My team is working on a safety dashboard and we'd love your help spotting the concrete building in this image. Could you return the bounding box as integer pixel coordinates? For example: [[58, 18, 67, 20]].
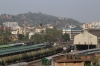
[[82, 23, 92, 29], [74, 29, 100, 50], [82, 22, 100, 29], [62, 28, 83, 40]]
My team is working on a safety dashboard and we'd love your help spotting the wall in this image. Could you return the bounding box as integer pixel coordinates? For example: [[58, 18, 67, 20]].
[[74, 30, 97, 45], [57, 62, 83, 66]]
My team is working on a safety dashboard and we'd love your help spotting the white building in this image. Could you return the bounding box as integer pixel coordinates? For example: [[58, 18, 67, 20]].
[[74, 29, 100, 50], [3, 22, 18, 28], [34, 28, 46, 34], [82, 22, 100, 29], [29, 32, 35, 39]]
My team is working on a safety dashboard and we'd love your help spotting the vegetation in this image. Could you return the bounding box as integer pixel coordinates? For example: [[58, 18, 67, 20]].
[[31, 28, 70, 44], [91, 55, 100, 66], [17, 34, 24, 40], [0, 27, 70, 45], [84, 62, 91, 66], [62, 33, 70, 42], [0, 30, 12, 45]]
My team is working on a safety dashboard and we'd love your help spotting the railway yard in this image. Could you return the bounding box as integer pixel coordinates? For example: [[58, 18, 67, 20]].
[[0, 42, 99, 66], [0, 42, 69, 66]]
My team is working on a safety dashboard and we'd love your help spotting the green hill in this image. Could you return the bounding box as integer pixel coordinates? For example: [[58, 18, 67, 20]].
[[0, 12, 82, 28]]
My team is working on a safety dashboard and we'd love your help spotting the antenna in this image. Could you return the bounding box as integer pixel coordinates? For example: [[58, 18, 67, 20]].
[[38, 5, 39, 13]]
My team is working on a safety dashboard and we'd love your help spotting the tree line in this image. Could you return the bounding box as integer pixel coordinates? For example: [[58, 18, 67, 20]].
[[0, 28, 70, 45]]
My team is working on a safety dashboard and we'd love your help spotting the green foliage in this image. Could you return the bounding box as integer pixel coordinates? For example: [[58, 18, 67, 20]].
[[62, 33, 70, 42], [22, 33, 29, 41], [84, 62, 91, 66], [31, 28, 63, 44], [17, 34, 24, 40], [0, 30, 12, 45], [31, 34, 43, 44]]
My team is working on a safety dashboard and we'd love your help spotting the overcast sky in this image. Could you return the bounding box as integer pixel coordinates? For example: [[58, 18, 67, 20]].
[[0, 0, 100, 23]]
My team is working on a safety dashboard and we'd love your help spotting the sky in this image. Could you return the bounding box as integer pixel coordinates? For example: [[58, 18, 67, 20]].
[[0, 0, 100, 23]]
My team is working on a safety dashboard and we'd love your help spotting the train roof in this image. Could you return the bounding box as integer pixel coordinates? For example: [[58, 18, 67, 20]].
[[0, 44, 45, 56], [0, 44, 13, 48], [0, 43, 24, 49]]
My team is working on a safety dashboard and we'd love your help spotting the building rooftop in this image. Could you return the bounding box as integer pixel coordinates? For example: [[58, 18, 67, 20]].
[[87, 29, 100, 37], [56, 59, 91, 63], [62, 28, 83, 30]]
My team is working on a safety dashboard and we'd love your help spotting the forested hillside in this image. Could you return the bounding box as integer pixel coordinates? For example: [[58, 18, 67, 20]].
[[0, 12, 82, 28]]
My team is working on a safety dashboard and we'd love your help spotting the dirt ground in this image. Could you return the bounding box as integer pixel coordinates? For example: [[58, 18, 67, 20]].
[[27, 59, 42, 66]]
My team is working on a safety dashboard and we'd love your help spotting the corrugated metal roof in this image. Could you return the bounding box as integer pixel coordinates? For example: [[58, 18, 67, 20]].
[[0, 44, 45, 55], [88, 29, 100, 37]]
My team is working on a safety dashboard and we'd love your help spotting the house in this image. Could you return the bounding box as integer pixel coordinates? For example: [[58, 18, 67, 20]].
[[74, 29, 100, 50]]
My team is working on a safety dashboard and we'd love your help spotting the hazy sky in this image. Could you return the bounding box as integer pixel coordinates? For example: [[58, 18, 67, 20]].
[[0, 0, 100, 23]]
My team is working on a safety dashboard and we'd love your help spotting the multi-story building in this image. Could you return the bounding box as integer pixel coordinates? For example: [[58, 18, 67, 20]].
[[62, 27, 83, 40], [3, 22, 18, 28], [82, 22, 100, 29], [82, 23, 92, 29]]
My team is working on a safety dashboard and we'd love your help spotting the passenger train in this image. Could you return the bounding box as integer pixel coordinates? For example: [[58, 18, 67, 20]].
[[0, 42, 34, 49]]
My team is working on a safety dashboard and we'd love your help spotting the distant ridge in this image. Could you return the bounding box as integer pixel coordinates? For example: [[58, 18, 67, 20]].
[[0, 12, 82, 28]]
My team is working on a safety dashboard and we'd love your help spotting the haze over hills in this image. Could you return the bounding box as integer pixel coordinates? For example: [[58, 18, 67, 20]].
[[0, 12, 82, 28]]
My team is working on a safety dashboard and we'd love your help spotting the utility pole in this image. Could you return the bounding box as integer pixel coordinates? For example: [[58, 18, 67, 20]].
[[38, 5, 39, 13], [88, 32, 89, 49], [22, 15, 27, 35]]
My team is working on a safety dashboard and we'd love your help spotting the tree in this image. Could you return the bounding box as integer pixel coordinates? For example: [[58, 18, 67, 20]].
[[0, 30, 12, 45], [45, 28, 62, 42], [18, 34, 24, 40], [22, 33, 29, 41], [31, 28, 62, 44], [31, 34, 43, 44], [62, 33, 70, 42]]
